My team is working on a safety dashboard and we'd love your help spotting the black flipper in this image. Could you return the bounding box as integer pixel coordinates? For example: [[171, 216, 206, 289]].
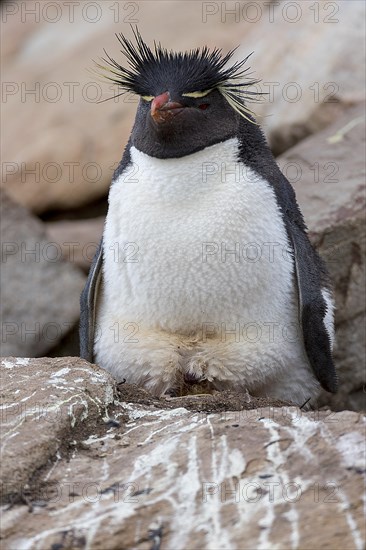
[[80, 238, 103, 362], [271, 171, 338, 394], [286, 219, 338, 393]]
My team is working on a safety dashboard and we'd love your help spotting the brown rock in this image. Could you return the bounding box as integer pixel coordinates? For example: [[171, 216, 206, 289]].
[[277, 103, 366, 411], [0, 357, 364, 549], [44, 217, 104, 272], [0, 357, 116, 500], [237, 1, 365, 153], [0, 190, 86, 356]]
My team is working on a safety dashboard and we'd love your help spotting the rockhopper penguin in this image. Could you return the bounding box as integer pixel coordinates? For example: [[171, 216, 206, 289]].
[[80, 29, 338, 405]]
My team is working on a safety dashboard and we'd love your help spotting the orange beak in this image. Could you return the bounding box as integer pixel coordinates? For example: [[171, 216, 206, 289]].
[[151, 91, 184, 123]]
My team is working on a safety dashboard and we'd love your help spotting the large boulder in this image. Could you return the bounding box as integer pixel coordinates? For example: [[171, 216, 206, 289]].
[[0, 191, 86, 356], [277, 103, 366, 411], [1, 357, 364, 549], [2, 1, 364, 212]]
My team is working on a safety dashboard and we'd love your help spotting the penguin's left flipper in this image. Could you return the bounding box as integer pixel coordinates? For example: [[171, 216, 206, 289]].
[[80, 237, 103, 362], [285, 215, 338, 394]]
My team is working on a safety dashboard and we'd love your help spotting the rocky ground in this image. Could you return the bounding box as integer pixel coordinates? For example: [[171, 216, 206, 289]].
[[1, 1, 365, 548], [1, 357, 365, 550]]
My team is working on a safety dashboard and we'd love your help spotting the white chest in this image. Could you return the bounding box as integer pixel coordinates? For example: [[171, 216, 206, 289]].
[[101, 138, 294, 332]]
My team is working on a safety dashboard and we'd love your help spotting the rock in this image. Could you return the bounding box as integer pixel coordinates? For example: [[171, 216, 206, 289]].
[[0, 357, 364, 549], [277, 103, 366, 411], [3, 2, 364, 213], [237, 1, 365, 154], [0, 191, 86, 357], [44, 217, 104, 272], [0, 357, 115, 500]]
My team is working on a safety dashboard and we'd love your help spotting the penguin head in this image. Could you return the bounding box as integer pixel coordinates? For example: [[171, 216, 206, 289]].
[[132, 87, 242, 158], [94, 28, 262, 158]]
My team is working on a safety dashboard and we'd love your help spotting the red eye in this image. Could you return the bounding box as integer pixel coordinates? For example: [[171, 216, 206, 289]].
[[199, 103, 209, 110]]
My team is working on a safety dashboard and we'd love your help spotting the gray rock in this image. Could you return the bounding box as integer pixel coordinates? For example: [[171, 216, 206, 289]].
[[0, 191, 86, 356], [0, 357, 364, 549], [278, 103, 366, 411]]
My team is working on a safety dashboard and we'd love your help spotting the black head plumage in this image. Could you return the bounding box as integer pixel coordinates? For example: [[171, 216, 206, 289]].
[[92, 27, 263, 121]]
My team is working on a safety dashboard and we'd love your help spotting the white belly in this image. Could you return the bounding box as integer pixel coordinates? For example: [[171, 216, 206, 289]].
[[101, 139, 294, 330], [95, 138, 318, 402]]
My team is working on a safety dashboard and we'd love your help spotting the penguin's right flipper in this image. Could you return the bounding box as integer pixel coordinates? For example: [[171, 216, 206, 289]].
[[268, 171, 338, 395], [286, 219, 338, 394], [80, 238, 103, 362]]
